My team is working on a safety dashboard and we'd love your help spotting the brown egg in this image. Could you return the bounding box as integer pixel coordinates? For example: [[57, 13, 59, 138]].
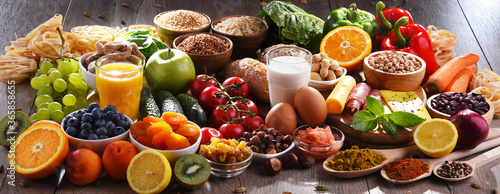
[[294, 86, 327, 124], [265, 102, 297, 135]]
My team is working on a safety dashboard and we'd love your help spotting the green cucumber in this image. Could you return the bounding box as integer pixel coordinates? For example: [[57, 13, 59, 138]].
[[176, 93, 206, 126], [139, 87, 161, 118], [156, 90, 184, 115]]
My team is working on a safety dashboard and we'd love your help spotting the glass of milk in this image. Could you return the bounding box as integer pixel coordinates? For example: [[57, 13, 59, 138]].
[[266, 46, 312, 107]]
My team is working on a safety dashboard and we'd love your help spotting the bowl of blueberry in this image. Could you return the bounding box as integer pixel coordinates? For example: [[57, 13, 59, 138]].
[[62, 102, 132, 155]]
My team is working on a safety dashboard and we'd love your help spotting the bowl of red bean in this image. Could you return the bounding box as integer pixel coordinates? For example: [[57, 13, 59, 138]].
[[426, 92, 494, 124], [363, 51, 426, 91], [173, 32, 233, 75]]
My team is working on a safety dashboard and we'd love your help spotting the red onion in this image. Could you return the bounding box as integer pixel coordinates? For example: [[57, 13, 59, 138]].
[[450, 108, 489, 148]]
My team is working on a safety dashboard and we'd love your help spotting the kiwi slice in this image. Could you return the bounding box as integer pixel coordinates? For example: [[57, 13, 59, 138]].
[[174, 154, 211, 190], [0, 111, 31, 147]]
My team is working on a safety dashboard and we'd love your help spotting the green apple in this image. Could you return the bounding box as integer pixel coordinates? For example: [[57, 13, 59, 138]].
[[145, 49, 195, 95]]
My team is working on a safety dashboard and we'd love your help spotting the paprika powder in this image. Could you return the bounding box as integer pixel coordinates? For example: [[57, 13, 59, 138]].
[[383, 158, 429, 181]]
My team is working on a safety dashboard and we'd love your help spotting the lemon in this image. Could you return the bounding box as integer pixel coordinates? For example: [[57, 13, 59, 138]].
[[413, 119, 458, 158], [127, 150, 172, 193]]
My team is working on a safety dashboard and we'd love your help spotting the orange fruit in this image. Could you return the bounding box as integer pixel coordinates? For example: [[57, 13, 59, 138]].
[[162, 112, 188, 125], [9, 120, 69, 179], [320, 26, 372, 72], [146, 122, 172, 138], [165, 133, 190, 150]]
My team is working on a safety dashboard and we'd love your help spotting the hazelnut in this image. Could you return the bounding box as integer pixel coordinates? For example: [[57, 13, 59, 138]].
[[265, 148, 277, 154], [266, 143, 275, 149], [275, 147, 282, 153], [250, 145, 260, 153], [283, 135, 293, 145], [257, 131, 266, 140], [283, 153, 298, 169], [239, 137, 248, 142], [279, 143, 289, 151], [263, 134, 274, 144], [264, 158, 282, 175], [275, 136, 283, 147], [259, 124, 268, 131], [267, 128, 277, 136], [259, 143, 266, 153], [250, 136, 261, 145], [241, 131, 252, 139], [252, 130, 258, 136], [299, 154, 315, 169]]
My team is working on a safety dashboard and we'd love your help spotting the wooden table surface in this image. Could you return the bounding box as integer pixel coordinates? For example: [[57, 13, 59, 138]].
[[1, 0, 499, 193]]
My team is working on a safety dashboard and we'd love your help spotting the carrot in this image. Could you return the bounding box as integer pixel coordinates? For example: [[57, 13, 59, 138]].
[[442, 64, 477, 93], [426, 53, 479, 93]]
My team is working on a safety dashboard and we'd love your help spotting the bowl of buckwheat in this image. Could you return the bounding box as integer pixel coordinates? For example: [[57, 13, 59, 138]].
[[363, 51, 426, 91]]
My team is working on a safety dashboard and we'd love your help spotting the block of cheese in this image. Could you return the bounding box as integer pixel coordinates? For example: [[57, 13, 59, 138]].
[[380, 90, 431, 120]]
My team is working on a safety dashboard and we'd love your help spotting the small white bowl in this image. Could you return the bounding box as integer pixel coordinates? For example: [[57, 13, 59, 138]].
[[308, 67, 347, 91], [130, 121, 202, 165], [79, 52, 97, 89], [62, 109, 132, 156], [252, 142, 295, 164]]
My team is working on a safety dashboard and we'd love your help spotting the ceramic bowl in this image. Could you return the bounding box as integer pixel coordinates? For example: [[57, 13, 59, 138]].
[[130, 121, 202, 165], [293, 124, 344, 159], [154, 10, 211, 48], [173, 32, 233, 75], [363, 51, 426, 91], [252, 142, 295, 164], [308, 67, 347, 91], [78, 52, 97, 89], [426, 93, 494, 125], [202, 150, 252, 178], [61, 109, 132, 156], [211, 15, 268, 59]]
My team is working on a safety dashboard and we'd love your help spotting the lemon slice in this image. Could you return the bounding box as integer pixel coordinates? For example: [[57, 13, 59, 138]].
[[413, 119, 458, 158], [127, 150, 172, 193]]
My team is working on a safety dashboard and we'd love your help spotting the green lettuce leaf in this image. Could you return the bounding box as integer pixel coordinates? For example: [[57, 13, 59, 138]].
[[116, 29, 167, 59]]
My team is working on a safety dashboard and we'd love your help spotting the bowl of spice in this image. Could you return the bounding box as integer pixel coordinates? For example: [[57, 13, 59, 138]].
[[433, 161, 473, 181], [154, 10, 211, 47], [381, 158, 430, 183], [293, 124, 344, 159], [211, 15, 268, 59], [364, 51, 426, 91], [323, 145, 387, 178], [173, 32, 233, 75]]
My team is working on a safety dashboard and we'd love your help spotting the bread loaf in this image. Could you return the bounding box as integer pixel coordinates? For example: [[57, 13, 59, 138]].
[[225, 58, 269, 103]]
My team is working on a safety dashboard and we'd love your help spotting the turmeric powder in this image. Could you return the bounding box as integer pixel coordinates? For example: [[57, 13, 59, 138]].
[[326, 145, 386, 171]]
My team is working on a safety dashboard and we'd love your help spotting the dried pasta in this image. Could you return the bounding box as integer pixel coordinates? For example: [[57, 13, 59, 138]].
[[71, 25, 126, 42], [427, 25, 457, 66], [470, 69, 500, 116]]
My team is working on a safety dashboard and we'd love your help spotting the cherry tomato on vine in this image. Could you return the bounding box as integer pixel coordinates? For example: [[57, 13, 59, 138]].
[[219, 123, 245, 139], [198, 87, 228, 113], [234, 98, 258, 115], [211, 105, 238, 129], [191, 74, 217, 99], [240, 115, 264, 133], [200, 127, 222, 145], [222, 77, 249, 98]]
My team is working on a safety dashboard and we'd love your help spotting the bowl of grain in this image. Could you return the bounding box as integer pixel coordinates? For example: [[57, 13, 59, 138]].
[[154, 10, 211, 48], [363, 51, 426, 91], [211, 15, 268, 59], [173, 32, 233, 75]]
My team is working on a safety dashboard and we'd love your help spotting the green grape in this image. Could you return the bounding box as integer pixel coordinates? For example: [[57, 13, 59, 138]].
[[37, 85, 53, 96], [38, 102, 50, 109], [35, 94, 53, 107], [58, 61, 72, 76], [74, 81, 88, 91], [51, 110, 65, 124], [62, 94, 76, 106], [31, 119, 40, 124], [68, 73, 83, 85], [63, 105, 77, 115], [48, 102, 63, 114], [69, 59, 79, 73], [39, 74, 50, 85], [37, 108, 50, 120], [30, 77, 45, 90], [30, 113, 38, 121], [39, 61, 53, 74], [51, 91, 62, 99], [67, 82, 76, 90], [75, 89, 88, 98], [48, 70, 62, 83], [53, 78, 67, 93], [47, 67, 57, 74], [34, 69, 42, 77], [75, 97, 88, 109]]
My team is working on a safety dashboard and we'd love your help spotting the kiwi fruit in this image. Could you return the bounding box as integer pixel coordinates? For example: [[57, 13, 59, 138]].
[[174, 154, 211, 190], [0, 111, 31, 147]]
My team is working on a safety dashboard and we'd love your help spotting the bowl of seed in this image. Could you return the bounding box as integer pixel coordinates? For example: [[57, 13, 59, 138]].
[[154, 10, 211, 48]]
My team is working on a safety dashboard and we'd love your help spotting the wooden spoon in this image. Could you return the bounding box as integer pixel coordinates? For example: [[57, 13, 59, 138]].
[[433, 145, 500, 182], [380, 136, 500, 184]]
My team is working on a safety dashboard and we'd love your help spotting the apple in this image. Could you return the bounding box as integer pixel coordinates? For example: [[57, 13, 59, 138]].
[[200, 127, 222, 145], [102, 141, 137, 181], [145, 49, 195, 95]]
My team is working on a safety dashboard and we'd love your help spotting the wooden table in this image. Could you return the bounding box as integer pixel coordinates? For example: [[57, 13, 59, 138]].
[[1, 0, 499, 193]]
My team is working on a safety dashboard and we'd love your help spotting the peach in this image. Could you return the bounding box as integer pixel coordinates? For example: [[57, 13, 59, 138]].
[[65, 148, 102, 185], [102, 141, 138, 180]]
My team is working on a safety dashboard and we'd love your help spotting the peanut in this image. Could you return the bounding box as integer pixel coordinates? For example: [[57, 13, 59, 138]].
[[326, 70, 336, 80], [320, 59, 330, 78], [311, 62, 320, 72], [329, 60, 339, 70], [334, 68, 344, 77], [312, 54, 322, 63], [311, 72, 322, 81]]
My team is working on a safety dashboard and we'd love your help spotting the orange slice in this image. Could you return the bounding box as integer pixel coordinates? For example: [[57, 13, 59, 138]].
[[320, 26, 372, 72], [9, 120, 69, 179], [413, 119, 458, 158]]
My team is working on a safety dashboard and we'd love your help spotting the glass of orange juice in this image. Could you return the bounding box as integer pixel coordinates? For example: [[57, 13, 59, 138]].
[[95, 54, 143, 120]]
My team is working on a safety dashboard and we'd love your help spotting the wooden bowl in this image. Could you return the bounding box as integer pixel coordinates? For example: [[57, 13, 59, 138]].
[[154, 10, 211, 48], [211, 15, 268, 59], [426, 93, 494, 125], [363, 51, 426, 91], [173, 32, 233, 75]]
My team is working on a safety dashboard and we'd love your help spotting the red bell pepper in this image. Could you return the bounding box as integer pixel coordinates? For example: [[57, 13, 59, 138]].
[[375, 1, 414, 50], [380, 17, 439, 82]]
